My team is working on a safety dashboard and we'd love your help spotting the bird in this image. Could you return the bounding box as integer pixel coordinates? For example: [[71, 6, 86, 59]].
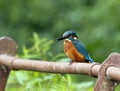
[[57, 30, 94, 63]]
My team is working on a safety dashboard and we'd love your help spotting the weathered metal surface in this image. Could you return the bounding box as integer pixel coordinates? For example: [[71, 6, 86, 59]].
[[0, 37, 17, 91], [94, 53, 120, 91]]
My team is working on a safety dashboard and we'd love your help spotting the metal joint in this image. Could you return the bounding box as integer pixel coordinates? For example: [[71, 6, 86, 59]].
[[94, 53, 120, 91]]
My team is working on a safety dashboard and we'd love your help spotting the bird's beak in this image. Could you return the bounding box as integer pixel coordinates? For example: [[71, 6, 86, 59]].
[[57, 37, 65, 41]]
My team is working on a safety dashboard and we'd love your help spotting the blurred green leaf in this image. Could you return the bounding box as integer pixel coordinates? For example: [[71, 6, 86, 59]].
[[73, 81, 94, 91]]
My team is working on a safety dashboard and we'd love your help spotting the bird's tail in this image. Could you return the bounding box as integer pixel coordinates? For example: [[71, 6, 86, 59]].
[[87, 55, 94, 63]]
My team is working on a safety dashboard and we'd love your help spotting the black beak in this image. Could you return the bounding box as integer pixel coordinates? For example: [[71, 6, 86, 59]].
[[57, 37, 65, 41]]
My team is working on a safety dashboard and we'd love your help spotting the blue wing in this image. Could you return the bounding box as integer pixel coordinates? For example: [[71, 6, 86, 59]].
[[72, 39, 94, 63]]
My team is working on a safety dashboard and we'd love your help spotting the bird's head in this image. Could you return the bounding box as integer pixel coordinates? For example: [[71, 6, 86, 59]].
[[57, 30, 78, 41]]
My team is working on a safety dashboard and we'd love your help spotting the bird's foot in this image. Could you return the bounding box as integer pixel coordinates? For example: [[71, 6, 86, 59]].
[[69, 61, 75, 65]]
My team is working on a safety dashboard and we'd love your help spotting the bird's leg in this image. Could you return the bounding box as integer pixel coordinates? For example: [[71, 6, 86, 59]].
[[69, 61, 75, 65]]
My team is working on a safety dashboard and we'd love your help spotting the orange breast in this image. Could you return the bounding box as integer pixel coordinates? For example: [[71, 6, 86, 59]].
[[64, 39, 85, 62]]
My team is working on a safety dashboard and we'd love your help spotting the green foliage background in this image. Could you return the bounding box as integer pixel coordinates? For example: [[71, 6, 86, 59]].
[[0, 0, 120, 91]]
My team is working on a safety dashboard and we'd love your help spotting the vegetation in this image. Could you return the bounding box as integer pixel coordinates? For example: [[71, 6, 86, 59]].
[[0, 0, 120, 90]]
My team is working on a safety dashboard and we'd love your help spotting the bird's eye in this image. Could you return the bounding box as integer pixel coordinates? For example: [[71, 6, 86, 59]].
[[69, 35, 77, 39]]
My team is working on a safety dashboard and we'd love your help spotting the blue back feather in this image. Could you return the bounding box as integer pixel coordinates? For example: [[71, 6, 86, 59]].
[[68, 38, 94, 63]]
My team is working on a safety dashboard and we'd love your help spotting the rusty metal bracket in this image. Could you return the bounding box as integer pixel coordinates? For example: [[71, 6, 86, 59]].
[[94, 53, 120, 91], [0, 37, 17, 91]]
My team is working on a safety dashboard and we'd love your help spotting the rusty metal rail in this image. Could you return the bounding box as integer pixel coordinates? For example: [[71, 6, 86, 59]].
[[0, 37, 120, 91]]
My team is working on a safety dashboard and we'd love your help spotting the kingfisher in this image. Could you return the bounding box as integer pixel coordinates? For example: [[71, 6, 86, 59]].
[[57, 30, 94, 63]]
